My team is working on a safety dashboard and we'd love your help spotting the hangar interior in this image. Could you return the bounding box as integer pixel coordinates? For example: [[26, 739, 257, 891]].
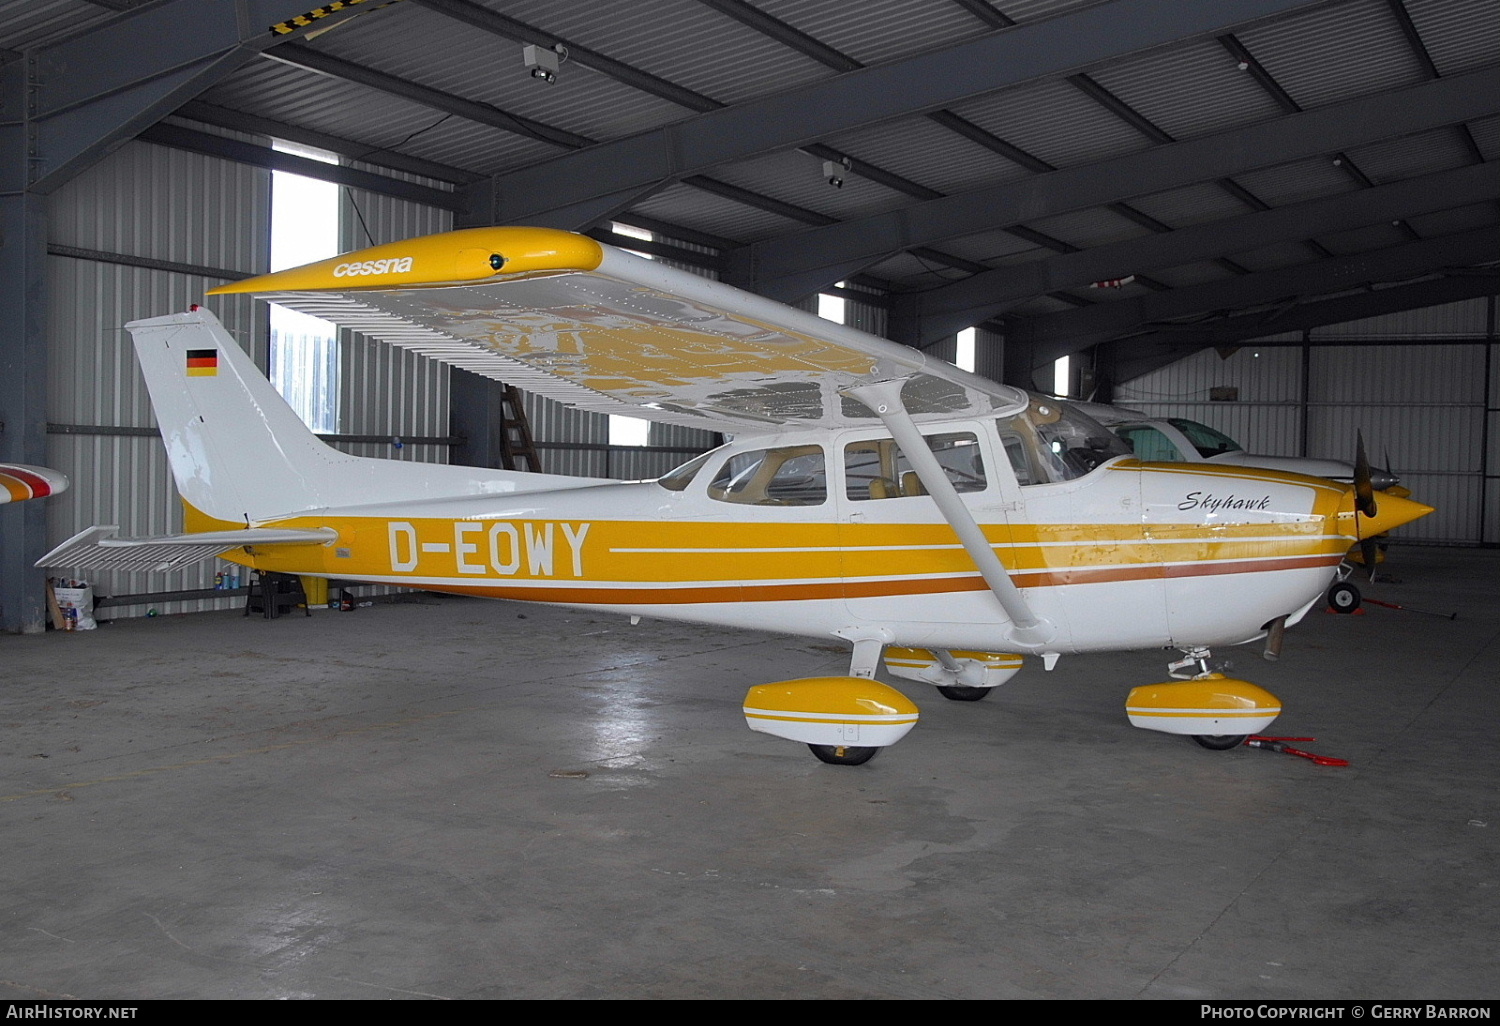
[[1, 0, 1497, 1001]]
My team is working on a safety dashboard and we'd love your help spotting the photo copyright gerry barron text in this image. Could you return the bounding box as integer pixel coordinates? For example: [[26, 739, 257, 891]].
[[1201, 1007, 1492, 1020]]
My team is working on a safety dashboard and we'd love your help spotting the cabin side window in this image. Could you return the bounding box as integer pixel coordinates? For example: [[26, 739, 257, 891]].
[[996, 424, 1043, 485], [844, 433, 987, 501], [708, 445, 827, 506], [1114, 425, 1184, 462]]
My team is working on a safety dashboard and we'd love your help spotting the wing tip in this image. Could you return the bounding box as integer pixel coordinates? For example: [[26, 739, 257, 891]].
[[209, 226, 603, 296]]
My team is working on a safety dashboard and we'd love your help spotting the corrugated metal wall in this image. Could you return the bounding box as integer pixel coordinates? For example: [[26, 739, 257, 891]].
[[1114, 297, 1498, 545], [45, 138, 269, 619], [43, 142, 463, 620]]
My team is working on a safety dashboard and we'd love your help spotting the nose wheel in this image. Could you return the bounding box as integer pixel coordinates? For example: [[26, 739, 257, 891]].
[[1192, 734, 1248, 750], [1327, 580, 1361, 613]]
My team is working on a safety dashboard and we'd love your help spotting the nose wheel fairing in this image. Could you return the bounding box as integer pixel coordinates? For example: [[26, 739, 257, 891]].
[[1125, 674, 1283, 745]]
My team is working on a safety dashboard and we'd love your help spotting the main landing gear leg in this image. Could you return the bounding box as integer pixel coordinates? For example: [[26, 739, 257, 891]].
[[803, 633, 889, 765], [932, 649, 991, 702]]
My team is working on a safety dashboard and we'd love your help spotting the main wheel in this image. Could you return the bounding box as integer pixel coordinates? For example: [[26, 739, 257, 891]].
[[808, 744, 879, 766], [1327, 580, 1361, 613], [1192, 734, 1248, 751], [936, 685, 990, 702]]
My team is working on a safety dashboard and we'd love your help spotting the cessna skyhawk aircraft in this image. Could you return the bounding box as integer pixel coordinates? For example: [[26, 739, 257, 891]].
[[41, 227, 1431, 765]]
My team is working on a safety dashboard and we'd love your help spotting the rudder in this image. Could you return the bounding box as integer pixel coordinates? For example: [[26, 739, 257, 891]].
[[128, 309, 353, 524]]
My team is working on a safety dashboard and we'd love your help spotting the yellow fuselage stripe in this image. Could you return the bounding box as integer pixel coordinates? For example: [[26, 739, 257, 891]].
[[218, 508, 1350, 606]]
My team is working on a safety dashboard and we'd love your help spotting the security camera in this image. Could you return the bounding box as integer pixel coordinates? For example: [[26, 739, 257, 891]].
[[822, 157, 852, 189], [523, 43, 566, 84]]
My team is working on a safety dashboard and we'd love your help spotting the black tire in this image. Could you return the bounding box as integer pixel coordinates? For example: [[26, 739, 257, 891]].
[[808, 744, 880, 766], [1193, 734, 1248, 751], [1328, 581, 1361, 613], [936, 684, 990, 702]]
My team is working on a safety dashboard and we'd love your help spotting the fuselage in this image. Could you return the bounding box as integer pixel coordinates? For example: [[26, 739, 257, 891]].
[[223, 418, 1413, 657]]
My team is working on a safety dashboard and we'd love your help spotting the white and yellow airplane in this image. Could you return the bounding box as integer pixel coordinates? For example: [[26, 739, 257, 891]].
[[40, 227, 1432, 765]]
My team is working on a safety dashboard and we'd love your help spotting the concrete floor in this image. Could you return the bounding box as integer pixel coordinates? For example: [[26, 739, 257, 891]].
[[1, 545, 1496, 1000]]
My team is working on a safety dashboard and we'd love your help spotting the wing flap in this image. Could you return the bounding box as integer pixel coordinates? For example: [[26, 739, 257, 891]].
[[37, 526, 337, 573]]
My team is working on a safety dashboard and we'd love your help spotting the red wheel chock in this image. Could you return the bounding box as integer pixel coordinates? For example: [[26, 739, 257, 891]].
[[1244, 735, 1349, 767]]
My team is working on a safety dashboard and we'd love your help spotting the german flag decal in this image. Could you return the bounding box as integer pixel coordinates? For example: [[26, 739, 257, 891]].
[[186, 349, 218, 377]]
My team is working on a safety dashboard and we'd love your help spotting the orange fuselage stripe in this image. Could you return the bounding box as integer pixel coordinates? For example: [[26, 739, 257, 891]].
[[409, 552, 1342, 605]]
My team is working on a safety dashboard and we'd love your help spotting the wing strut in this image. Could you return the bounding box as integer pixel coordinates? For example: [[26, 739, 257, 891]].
[[845, 379, 1056, 651]]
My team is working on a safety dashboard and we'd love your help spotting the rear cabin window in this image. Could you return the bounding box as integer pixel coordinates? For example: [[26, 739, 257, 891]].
[[708, 445, 827, 506], [1169, 418, 1242, 458], [1114, 425, 1185, 462], [658, 450, 714, 491], [844, 433, 986, 501]]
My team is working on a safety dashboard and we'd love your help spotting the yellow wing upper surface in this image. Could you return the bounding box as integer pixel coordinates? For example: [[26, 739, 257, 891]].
[[211, 227, 1026, 433]]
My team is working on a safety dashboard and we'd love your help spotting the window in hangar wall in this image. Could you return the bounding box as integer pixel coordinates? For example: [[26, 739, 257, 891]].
[[608, 222, 652, 447], [956, 327, 975, 373], [269, 140, 340, 434]]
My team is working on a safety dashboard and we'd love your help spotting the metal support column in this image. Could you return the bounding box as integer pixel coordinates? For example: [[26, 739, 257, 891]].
[[0, 193, 51, 633]]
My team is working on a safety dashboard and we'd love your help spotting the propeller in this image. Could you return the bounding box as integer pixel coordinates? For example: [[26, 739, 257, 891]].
[[1354, 431, 1380, 579], [1354, 431, 1378, 518]]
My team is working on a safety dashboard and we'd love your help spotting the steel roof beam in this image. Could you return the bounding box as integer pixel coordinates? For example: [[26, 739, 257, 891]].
[[414, 0, 722, 114], [137, 122, 467, 212], [1016, 225, 1500, 362], [1106, 272, 1500, 381], [5, 0, 378, 194], [1379, 0, 1487, 167], [905, 161, 1498, 343], [266, 44, 593, 150], [484, 0, 1330, 225], [729, 64, 1500, 301], [173, 100, 483, 185], [697, 0, 860, 72]]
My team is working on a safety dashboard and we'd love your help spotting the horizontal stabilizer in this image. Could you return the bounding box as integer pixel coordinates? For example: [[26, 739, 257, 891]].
[[37, 525, 337, 573]]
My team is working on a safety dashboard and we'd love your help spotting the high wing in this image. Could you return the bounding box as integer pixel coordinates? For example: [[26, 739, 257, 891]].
[[209, 227, 1027, 434]]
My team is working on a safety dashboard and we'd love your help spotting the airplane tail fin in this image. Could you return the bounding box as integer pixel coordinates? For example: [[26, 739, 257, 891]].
[[129, 309, 349, 525], [126, 309, 595, 527]]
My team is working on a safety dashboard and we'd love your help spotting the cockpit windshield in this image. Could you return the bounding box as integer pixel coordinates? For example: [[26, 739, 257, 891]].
[[996, 397, 1133, 484], [1168, 418, 1242, 458]]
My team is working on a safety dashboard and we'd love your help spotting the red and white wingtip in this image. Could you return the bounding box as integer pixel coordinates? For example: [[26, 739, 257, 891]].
[[0, 464, 69, 505]]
